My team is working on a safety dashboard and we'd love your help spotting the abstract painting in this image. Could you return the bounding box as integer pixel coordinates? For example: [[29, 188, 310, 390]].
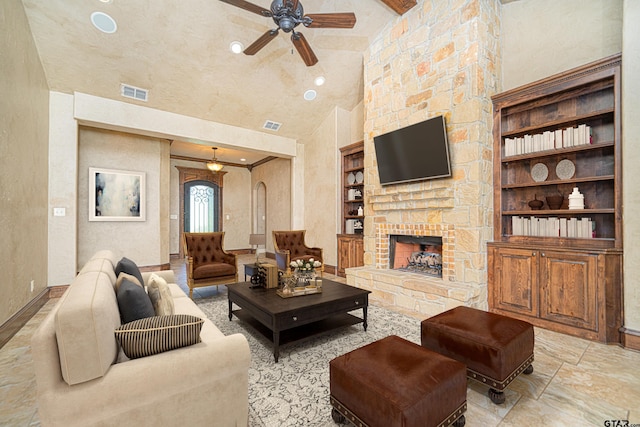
[[89, 168, 146, 221]]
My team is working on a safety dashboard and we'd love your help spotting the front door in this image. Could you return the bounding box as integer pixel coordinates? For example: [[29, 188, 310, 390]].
[[184, 180, 220, 233]]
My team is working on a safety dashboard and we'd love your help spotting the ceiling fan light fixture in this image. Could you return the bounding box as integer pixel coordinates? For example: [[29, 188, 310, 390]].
[[230, 41, 244, 54], [207, 147, 224, 172], [304, 89, 317, 101]]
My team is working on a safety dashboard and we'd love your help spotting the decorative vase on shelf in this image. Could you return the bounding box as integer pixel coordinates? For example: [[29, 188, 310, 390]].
[[568, 187, 584, 210]]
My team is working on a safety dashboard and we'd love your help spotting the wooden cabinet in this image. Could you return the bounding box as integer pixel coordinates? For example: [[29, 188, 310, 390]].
[[337, 234, 364, 277], [488, 54, 623, 343], [338, 142, 364, 277]]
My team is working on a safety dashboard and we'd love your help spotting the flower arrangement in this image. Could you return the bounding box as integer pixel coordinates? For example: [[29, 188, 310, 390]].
[[290, 258, 322, 273]]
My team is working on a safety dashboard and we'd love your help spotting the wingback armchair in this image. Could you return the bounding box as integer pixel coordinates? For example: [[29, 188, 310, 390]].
[[272, 230, 324, 274], [183, 232, 238, 298]]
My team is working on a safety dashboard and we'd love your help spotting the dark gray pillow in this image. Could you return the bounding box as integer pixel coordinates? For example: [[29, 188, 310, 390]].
[[116, 279, 155, 323], [115, 257, 144, 287]]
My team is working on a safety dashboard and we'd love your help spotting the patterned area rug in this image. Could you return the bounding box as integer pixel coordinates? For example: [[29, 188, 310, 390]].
[[196, 291, 422, 427]]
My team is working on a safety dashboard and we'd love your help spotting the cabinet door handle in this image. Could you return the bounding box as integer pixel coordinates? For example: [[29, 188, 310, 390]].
[[541, 252, 545, 257], [532, 252, 536, 256]]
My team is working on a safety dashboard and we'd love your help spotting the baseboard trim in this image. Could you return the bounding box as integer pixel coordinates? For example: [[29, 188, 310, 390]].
[[48, 285, 69, 299], [621, 328, 640, 351], [139, 263, 170, 272], [0, 287, 50, 349]]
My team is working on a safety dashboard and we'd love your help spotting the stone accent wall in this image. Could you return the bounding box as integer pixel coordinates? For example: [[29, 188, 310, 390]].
[[350, 0, 501, 314]]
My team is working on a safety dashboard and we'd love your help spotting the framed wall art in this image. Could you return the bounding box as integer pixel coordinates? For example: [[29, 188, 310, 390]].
[[89, 167, 146, 221]]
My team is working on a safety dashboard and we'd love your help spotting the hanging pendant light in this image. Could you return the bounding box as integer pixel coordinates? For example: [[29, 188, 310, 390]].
[[207, 147, 224, 172]]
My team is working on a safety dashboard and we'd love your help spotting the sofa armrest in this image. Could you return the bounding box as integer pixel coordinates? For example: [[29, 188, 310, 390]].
[[141, 269, 176, 286]]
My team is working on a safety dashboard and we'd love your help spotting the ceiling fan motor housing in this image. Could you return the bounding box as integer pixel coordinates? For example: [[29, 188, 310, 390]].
[[270, 0, 304, 32]]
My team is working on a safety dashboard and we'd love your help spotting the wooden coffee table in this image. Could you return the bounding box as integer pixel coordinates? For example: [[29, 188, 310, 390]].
[[227, 279, 370, 362]]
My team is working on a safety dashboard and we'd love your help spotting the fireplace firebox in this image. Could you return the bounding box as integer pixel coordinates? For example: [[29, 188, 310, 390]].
[[389, 235, 443, 278]]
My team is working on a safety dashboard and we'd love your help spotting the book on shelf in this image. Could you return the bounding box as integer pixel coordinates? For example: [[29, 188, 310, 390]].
[[504, 124, 592, 157], [510, 215, 593, 239]]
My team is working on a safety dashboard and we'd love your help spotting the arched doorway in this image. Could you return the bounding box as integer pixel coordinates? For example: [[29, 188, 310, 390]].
[[177, 166, 225, 257]]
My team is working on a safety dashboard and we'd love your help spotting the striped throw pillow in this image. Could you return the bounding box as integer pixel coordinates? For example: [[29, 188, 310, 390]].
[[115, 315, 203, 359]]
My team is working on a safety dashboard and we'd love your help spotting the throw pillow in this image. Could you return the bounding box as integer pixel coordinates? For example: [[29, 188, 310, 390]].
[[115, 257, 144, 288], [114, 315, 204, 359], [116, 278, 155, 323], [147, 273, 175, 316], [115, 272, 143, 292]]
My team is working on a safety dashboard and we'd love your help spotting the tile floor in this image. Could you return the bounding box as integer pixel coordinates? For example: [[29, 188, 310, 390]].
[[1, 254, 639, 426]]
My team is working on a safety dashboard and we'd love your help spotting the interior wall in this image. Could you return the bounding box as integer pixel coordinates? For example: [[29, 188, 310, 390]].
[[501, 0, 623, 90], [303, 107, 349, 268], [251, 158, 292, 255], [622, 0, 640, 339], [0, 0, 50, 324], [77, 127, 168, 268]]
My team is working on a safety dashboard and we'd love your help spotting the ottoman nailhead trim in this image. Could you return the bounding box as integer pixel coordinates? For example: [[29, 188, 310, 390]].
[[332, 395, 467, 427], [466, 354, 534, 391]]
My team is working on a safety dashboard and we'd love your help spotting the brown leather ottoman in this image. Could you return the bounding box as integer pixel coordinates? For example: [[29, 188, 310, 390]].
[[421, 306, 534, 404], [330, 335, 467, 427]]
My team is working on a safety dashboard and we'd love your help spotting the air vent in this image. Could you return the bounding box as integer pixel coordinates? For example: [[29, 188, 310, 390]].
[[263, 120, 281, 131], [120, 84, 148, 102]]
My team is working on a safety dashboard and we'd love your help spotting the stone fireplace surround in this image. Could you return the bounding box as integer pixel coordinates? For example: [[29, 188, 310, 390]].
[[347, 222, 485, 317]]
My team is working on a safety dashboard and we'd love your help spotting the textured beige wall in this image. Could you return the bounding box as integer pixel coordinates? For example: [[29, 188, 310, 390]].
[[303, 107, 349, 267], [622, 0, 640, 335], [251, 158, 292, 255], [0, 0, 50, 323], [77, 127, 169, 268], [501, 0, 623, 90]]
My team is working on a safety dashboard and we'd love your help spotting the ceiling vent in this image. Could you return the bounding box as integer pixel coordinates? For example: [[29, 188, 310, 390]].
[[263, 120, 281, 131], [120, 84, 148, 102]]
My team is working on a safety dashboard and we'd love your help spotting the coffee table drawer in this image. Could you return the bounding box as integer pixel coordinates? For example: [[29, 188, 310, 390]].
[[276, 296, 367, 329]]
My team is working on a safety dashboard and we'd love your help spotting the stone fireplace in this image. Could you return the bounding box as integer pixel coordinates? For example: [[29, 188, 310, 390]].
[[345, 0, 500, 317]]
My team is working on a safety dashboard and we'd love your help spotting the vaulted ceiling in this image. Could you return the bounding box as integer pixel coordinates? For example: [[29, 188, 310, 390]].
[[21, 0, 414, 164]]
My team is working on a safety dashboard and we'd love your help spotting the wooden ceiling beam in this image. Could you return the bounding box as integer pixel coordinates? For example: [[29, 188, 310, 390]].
[[380, 0, 417, 15]]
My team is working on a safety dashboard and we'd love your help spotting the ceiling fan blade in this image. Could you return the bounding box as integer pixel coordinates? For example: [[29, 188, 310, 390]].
[[244, 29, 279, 55], [291, 32, 318, 66], [305, 13, 356, 29], [218, 0, 271, 17], [290, 0, 299, 11]]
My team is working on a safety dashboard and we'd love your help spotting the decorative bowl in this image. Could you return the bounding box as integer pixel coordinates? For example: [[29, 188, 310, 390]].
[[528, 195, 544, 210], [546, 194, 563, 210]]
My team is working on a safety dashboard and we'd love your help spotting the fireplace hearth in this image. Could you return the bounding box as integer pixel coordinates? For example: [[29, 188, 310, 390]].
[[390, 235, 443, 278]]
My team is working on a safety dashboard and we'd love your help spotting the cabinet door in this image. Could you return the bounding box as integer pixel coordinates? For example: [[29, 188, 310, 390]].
[[539, 251, 598, 331], [493, 247, 538, 316], [337, 237, 350, 277], [352, 237, 364, 268]]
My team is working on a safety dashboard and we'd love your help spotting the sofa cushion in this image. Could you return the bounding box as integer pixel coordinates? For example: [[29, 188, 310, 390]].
[[115, 272, 142, 292], [115, 314, 204, 359], [116, 279, 155, 323], [147, 273, 175, 316], [193, 262, 236, 279], [55, 271, 121, 385], [115, 257, 144, 287]]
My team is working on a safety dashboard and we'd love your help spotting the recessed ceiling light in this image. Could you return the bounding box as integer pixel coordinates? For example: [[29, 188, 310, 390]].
[[98, 0, 113, 3], [91, 11, 117, 34], [314, 76, 325, 86], [230, 41, 244, 54], [304, 90, 317, 101], [240, 158, 247, 162]]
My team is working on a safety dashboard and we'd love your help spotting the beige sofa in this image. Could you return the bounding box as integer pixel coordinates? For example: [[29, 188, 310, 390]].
[[31, 250, 251, 427]]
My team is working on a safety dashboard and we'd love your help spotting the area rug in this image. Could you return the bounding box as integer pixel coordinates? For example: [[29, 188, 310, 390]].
[[196, 290, 422, 427]]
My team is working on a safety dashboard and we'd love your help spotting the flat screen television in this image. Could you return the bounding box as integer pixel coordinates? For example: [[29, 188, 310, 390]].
[[373, 115, 451, 186]]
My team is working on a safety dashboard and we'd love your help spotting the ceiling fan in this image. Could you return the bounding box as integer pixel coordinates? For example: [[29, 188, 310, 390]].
[[219, 0, 356, 66]]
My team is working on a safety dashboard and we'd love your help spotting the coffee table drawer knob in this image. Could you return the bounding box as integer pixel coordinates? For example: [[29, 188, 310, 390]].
[[355, 301, 359, 305], [293, 316, 298, 321]]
